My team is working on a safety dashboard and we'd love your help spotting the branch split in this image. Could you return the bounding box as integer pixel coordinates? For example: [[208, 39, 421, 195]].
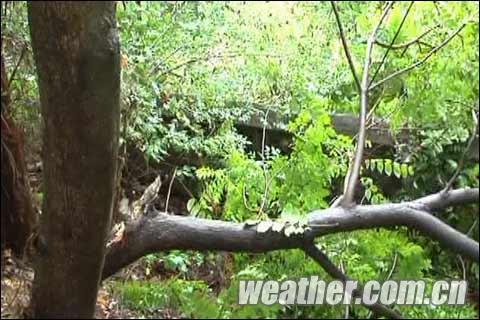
[[342, 2, 394, 206]]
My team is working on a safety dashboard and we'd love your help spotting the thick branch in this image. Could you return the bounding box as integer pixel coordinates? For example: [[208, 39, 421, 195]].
[[303, 243, 402, 319], [412, 187, 479, 211], [102, 213, 305, 279], [309, 189, 479, 261], [102, 188, 478, 279]]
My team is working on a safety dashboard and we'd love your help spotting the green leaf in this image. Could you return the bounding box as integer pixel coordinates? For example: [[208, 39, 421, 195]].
[[447, 159, 458, 170], [365, 189, 372, 201], [393, 162, 401, 179], [400, 164, 409, 178], [384, 159, 393, 176], [408, 165, 415, 176], [376, 160, 384, 174], [187, 198, 196, 212]]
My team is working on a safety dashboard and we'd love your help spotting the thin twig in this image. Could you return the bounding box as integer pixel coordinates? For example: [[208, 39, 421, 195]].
[[303, 242, 402, 319], [373, 25, 436, 50], [370, 1, 414, 84], [8, 43, 27, 87], [385, 252, 398, 281], [156, 52, 290, 78], [365, 87, 385, 124], [331, 1, 361, 92], [457, 255, 466, 280], [340, 260, 350, 319], [258, 108, 271, 216], [164, 167, 177, 213], [369, 22, 467, 91], [260, 108, 270, 161], [176, 177, 195, 199], [242, 185, 258, 213], [329, 195, 343, 208], [365, 253, 398, 319], [466, 219, 478, 237], [342, 1, 394, 206], [443, 111, 479, 192]]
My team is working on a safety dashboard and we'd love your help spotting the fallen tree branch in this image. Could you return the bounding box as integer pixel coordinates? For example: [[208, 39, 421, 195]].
[[102, 212, 304, 279], [102, 187, 479, 279], [411, 187, 479, 211], [308, 193, 479, 261]]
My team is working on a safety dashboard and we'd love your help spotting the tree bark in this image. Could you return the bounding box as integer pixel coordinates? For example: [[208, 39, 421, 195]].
[[28, 2, 120, 318]]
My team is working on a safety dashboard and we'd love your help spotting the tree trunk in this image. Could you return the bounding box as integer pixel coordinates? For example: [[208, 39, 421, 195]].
[[28, 2, 120, 318]]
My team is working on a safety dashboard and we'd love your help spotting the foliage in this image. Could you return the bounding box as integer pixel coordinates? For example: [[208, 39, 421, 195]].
[[2, 1, 478, 318], [190, 107, 352, 223], [144, 251, 205, 276], [1, 2, 41, 155], [116, 279, 215, 317]]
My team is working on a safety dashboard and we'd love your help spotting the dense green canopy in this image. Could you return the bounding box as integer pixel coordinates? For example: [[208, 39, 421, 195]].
[[1, 1, 478, 318]]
